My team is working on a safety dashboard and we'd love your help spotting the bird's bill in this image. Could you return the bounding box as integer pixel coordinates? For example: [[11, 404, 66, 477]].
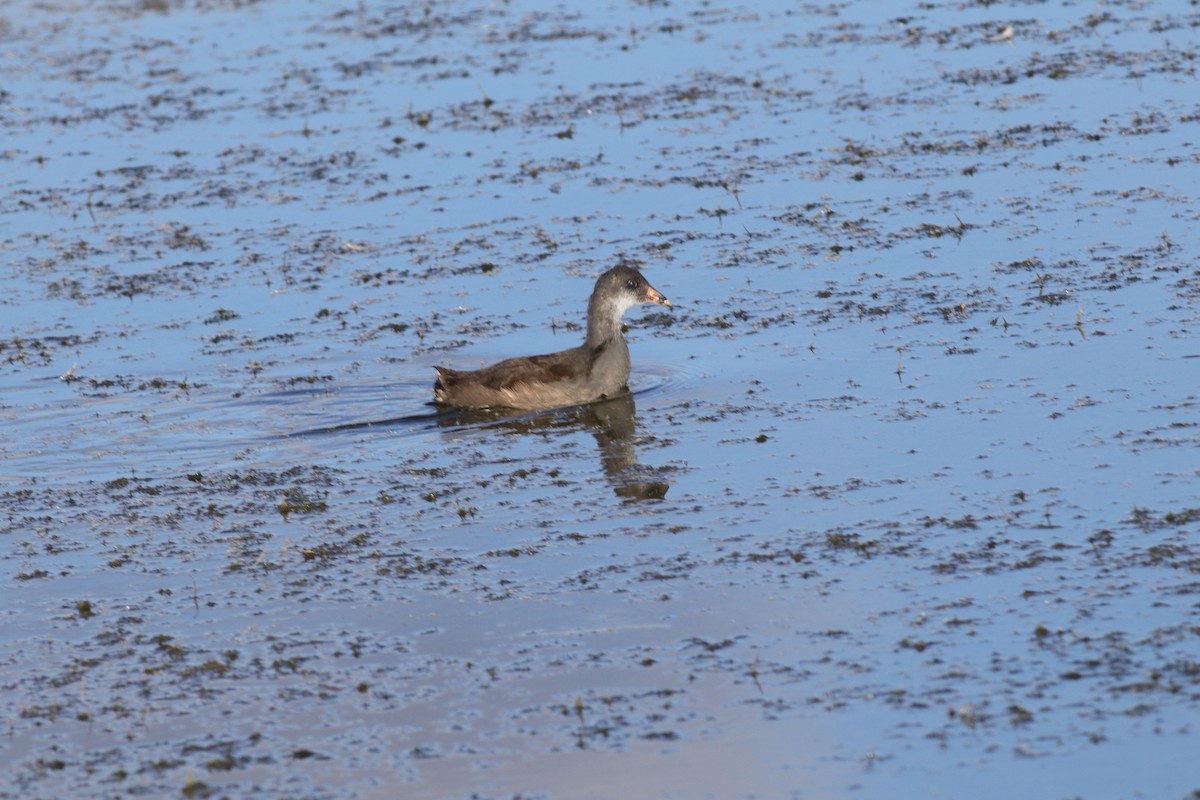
[[644, 285, 672, 307]]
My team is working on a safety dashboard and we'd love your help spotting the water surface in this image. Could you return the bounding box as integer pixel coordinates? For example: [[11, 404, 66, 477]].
[[3, 1, 1199, 798]]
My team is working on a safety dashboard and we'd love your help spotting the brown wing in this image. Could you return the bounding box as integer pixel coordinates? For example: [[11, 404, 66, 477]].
[[476, 351, 586, 391], [435, 349, 586, 390]]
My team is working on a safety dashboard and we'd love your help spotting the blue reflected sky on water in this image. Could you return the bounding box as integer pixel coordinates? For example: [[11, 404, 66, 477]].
[[2, 1, 1199, 798]]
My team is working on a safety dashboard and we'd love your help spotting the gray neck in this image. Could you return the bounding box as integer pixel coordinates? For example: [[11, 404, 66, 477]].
[[586, 293, 626, 348]]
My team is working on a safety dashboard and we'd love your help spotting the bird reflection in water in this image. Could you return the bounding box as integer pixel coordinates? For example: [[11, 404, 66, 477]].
[[436, 390, 669, 501]]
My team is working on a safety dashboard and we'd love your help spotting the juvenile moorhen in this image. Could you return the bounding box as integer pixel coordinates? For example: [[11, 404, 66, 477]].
[[433, 265, 671, 410]]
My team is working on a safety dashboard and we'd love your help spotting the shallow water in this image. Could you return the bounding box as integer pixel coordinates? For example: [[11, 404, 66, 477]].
[[3, 1, 1200, 798]]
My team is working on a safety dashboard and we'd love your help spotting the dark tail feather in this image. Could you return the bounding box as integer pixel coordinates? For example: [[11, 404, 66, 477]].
[[433, 366, 454, 404]]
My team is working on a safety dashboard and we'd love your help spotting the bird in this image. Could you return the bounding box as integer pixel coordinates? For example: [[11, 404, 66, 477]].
[[433, 265, 671, 410]]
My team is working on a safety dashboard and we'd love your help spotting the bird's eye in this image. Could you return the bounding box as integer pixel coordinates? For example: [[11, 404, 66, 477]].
[[626, 278, 640, 289]]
